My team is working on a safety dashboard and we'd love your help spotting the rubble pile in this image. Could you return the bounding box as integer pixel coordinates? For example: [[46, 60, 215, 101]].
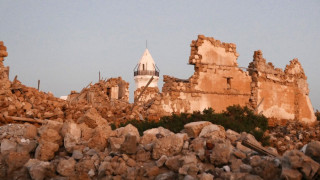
[[268, 121, 320, 154], [0, 42, 68, 125], [0, 41, 145, 125], [65, 78, 135, 124], [0, 120, 319, 180]]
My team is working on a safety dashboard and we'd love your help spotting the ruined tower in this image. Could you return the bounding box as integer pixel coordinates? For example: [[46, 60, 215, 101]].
[[133, 48, 160, 102]]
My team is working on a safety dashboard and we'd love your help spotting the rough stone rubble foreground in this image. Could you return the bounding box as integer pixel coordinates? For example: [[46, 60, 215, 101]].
[[0, 118, 320, 180]]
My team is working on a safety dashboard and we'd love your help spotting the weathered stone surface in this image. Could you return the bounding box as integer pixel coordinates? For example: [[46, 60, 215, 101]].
[[77, 108, 109, 128], [72, 150, 83, 160], [24, 159, 54, 180], [136, 148, 151, 162], [226, 129, 241, 144], [35, 142, 59, 161], [114, 124, 140, 141], [210, 139, 233, 166], [281, 168, 302, 180], [87, 127, 109, 151], [5, 151, 30, 174], [141, 127, 174, 145], [57, 158, 76, 177], [156, 155, 168, 167], [1, 139, 17, 155], [120, 134, 138, 154], [24, 124, 37, 139], [199, 173, 214, 180], [39, 128, 62, 145], [109, 137, 125, 151], [38, 120, 63, 136], [152, 134, 184, 159], [305, 141, 320, 163], [17, 138, 37, 153], [165, 155, 182, 172], [282, 150, 320, 179], [199, 124, 226, 139], [184, 121, 212, 138], [155, 171, 177, 180]]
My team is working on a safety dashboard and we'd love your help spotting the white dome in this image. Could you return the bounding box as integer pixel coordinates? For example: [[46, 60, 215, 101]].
[[137, 48, 156, 71]]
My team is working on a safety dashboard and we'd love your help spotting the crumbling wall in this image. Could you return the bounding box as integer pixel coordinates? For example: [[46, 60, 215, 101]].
[[249, 50, 316, 124], [69, 77, 129, 106], [149, 35, 315, 124], [0, 41, 10, 92], [134, 87, 159, 103], [153, 35, 252, 114]]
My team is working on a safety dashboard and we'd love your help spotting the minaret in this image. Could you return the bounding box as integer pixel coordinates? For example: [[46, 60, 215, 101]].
[[134, 48, 160, 90]]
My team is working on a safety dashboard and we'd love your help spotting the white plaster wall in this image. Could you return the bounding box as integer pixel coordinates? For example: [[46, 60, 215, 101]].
[[134, 75, 159, 90]]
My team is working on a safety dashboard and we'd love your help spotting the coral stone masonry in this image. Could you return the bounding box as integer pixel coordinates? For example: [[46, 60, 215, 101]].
[[0, 35, 317, 125], [143, 35, 316, 124]]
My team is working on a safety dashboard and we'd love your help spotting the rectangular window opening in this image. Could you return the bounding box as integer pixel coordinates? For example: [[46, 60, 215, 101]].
[[227, 78, 231, 89]]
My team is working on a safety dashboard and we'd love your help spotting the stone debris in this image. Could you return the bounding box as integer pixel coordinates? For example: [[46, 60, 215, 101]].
[[0, 38, 320, 179], [0, 121, 318, 179], [268, 121, 320, 154]]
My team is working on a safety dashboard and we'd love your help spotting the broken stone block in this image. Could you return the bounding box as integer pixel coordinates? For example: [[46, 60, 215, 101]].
[[141, 127, 174, 145], [120, 134, 138, 154], [152, 134, 184, 159], [109, 137, 125, 152], [38, 120, 63, 136], [156, 155, 168, 167], [87, 127, 109, 151], [209, 139, 233, 166], [136, 148, 151, 162], [305, 141, 320, 164], [23, 123, 37, 139], [61, 121, 81, 140], [72, 150, 83, 160], [57, 158, 76, 177], [126, 158, 136, 167], [35, 142, 59, 161], [184, 121, 212, 138], [1, 139, 17, 155], [39, 128, 62, 145], [17, 138, 37, 154], [24, 159, 55, 180], [63, 133, 79, 153], [5, 151, 30, 174], [114, 124, 140, 141], [281, 168, 302, 180], [77, 108, 108, 128], [61, 122, 81, 153], [282, 150, 320, 179], [199, 124, 226, 139], [199, 173, 214, 180], [240, 164, 252, 173], [155, 171, 177, 180], [144, 165, 160, 177], [165, 155, 182, 172]]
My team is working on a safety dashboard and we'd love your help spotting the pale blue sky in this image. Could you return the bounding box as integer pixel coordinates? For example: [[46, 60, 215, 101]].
[[1, 1, 319, 109]]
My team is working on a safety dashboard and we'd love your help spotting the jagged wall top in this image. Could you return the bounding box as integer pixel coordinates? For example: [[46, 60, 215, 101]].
[[0, 41, 8, 62], [189, 35, 239, 66], [250, 50, 306, 79]]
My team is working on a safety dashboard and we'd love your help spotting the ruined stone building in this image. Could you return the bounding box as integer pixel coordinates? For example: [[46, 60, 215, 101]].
[[139, 35, 316, 124]]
